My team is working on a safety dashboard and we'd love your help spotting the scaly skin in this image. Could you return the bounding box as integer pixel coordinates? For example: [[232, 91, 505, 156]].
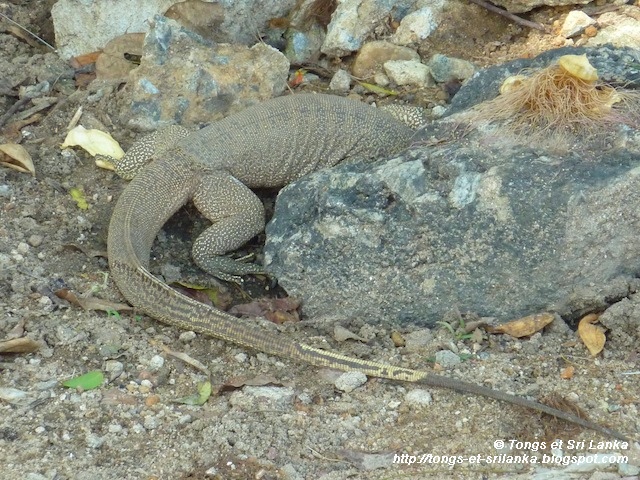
[[108, 94, 627, 440]]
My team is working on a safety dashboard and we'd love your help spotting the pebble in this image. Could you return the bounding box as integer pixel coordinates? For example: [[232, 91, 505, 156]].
[[105, 360, 124, 379], [108, 424, 123, 434], [560, 10, 596, 38], [403, 329, 433, 352], [28, 234, 43, 247], [17, 242, 30, 254], [434, 350, 461, 368], [329, 69, 351, 92], [384, 60, 434, 87], [148, 355, 164, 371], [178, 414, 193, 425], [404, 389, 433, 407], [179, 330, 196, 342], [428, 54, 476, 83], [85, 432, 105, 448], [143, 415, 159, 430], [334, 371, 367, 393]]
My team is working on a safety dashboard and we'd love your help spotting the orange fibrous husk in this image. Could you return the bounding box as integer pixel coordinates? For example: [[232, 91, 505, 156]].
[[466, 55, 640, 141]]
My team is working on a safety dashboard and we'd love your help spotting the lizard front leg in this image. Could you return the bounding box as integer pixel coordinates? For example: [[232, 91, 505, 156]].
[[191, 170, 266, 281]]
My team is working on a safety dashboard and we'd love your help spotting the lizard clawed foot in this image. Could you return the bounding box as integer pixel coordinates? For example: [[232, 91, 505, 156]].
[[195, 253, 268, 284]]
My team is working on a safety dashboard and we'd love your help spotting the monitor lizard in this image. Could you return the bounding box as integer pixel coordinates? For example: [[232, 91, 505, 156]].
[[106, 93, 628, 440]]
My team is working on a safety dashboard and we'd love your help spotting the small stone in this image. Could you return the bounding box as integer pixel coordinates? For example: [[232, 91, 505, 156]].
[[85, 432, 105, 448], [143, 415, 159, 430], [352, 41, 420, 78], [428, 54, 476, 83], [105, 360, 124, 379], [179, 330, 197, 342], [560, 11, 596, 38], [148, 354, 164, 371], [584, 25, 598, 37], [108, 423, 123, 433], [393, 6, 443, 44], [434, 350, 461, 368], [384, 60, 434, 87], [27, 234, 43, 247], [132, 423, 145, 434], [372, 71, 389, 86], [329, 69, 351, 92], [145, 395, 161, 407], [403, 329, 433, 352], [234, 352, 248, 363], [334, 371, 367, 393], [178, 414, 193, 425], [404, 389, 433, 407]]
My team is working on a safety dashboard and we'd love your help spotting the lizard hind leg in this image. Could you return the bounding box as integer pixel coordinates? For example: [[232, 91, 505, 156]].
[[191, 171, 266, 282]]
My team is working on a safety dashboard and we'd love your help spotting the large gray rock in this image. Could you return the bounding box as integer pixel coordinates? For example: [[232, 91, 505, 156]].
[[264, 47, 640, 327], [123, 16, 289, 130], [52, 0, 296, 59]]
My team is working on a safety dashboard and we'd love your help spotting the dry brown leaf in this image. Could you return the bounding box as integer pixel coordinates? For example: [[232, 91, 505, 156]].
[[69, 51, 101, 68], [95, 33, 145, 81], [487, 312, 554, 338], [220, 374, 284, 393], [333, 325, 366, 342], [0, 337, 40, 354], [54, 288, 132, 312], [164, 0, 224, 39], [160, 344, 210, 375], [0, 143, 34, 175], [578, 313, 606, 356], [230, 297, 301, 324]]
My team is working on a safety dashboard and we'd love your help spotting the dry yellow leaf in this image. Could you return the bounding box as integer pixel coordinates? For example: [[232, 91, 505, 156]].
[[0, 143, 35, 175], [61, 125, 124, 159], [488, 312, 554, 338], [578, 313, 606, 356]]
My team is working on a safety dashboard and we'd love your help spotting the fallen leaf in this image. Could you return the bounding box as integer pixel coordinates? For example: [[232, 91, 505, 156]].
[[95, 33, 145, 81], [219, 374, 284, 393], [160, 344, 210, 375], [333, 325, 366, 342], [288, 69, 307, 88], [54, 288, 132, 312], [62, 370, 104, 390], [229, 297, 301, 324], [61, 125, 124, 159], [173, 381, 212, 405], [69, 51, 101, 69], [62, 243, 107, 258], [357, 81, 398, 96], [487, 312, 554, 338], [164, 1, 224, 40], [69, 187, 89, 210], [0, 337, 40, 354], [0, 143, 35, 175], [578, 313, 606, 356]]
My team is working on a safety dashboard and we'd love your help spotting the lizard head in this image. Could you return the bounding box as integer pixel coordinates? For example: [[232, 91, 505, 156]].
[[113, 125, 190, 179]]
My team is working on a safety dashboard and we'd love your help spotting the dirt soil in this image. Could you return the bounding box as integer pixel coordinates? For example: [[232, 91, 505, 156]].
[[0, 2, 638, 480]]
